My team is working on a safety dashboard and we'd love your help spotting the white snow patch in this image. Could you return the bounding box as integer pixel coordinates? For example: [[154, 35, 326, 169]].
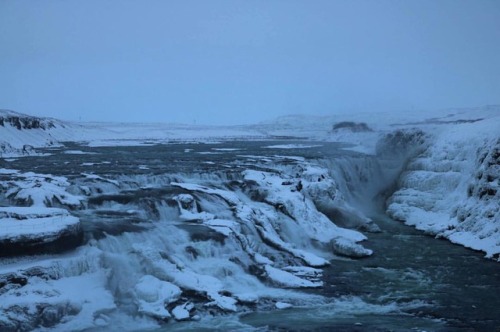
[[275, 302, 293, 309], [265, 144, 322, 149]]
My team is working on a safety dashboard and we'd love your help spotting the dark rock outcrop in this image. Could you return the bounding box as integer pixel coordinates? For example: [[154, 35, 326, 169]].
[[332, 121, 373, 132]]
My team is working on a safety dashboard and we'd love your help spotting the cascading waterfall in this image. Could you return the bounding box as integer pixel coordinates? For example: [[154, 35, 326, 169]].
[[1, 148, 383, 330], [2, 132, 497, 331]]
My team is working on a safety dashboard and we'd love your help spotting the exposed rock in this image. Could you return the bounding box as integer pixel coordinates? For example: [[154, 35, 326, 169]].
[[332, 121, 373, 132], [376, 128, 427, 158], [0, 114, 56, 130]]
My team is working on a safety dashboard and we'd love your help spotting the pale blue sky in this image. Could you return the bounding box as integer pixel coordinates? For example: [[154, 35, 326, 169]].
[[1, 0, 499, 124]]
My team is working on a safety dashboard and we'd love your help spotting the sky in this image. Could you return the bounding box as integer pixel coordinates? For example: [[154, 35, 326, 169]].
[[1, 0, 499, 125]]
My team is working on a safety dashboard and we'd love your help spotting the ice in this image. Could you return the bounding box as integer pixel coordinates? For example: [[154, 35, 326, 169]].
[[0, 168, 19, 175], [242, 169, 369, 245], [134, 275, 182, 319], [265, 144, 323, 149], [275, 301, 293, 309], [173, 193, 216, 222], [331, 237, 373, 258], [0, 170, 83, 251], [132, 245, 238, 312], [63, 150, 97, 155], [264, 265, 323, 288], [212, 148, 242, 151], [171, 303, 192, 321]]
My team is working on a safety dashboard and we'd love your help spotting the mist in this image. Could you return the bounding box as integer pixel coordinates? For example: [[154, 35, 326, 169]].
[[1, 0, 499, 125]]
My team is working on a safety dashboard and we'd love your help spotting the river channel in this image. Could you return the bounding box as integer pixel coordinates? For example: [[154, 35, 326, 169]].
[[2, 140, 499, 331]]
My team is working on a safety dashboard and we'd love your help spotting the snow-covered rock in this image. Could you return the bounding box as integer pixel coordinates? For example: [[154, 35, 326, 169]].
[[264, 265, 322, 288], [0, 169, 83, 208], [0, 207, 82, 256], [0, 110, 70, 157], [331, 237, 373, 258], [132, 245, 238, 313], [134, 275, 182, 319], [171, 302, 194, 321], [0, 169, 84, 256], [0, 268, 115, 331], [242, 167, 371, 256]]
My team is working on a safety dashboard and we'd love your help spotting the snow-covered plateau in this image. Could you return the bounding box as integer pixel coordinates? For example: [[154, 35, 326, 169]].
[[0, 106, 499, 331]]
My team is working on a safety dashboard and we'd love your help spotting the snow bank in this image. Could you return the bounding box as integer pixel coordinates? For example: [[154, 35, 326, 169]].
[[387, 115, 500, 260]]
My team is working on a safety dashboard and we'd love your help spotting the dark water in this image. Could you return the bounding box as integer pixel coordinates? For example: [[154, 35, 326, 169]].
[[2, 140, 499, 331], [1, 140, 356, 176], [322, 213, 500, 331]]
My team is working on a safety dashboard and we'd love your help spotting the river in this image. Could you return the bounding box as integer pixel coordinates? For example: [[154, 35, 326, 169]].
[[1, 140, 499, 331]]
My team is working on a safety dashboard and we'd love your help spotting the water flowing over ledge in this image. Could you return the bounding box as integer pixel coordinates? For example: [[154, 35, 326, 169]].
[[0, 107, 499, 330]]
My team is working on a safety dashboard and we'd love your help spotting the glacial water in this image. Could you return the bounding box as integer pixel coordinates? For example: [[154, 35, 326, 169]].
[[1, 140, 499, 331], [240, 213, 500, 331]]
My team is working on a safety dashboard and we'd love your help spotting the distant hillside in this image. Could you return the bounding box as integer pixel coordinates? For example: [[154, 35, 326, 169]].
[[0, 110, 75, 157], [0, 109, 61, 130], [0, 110, 266, 156]]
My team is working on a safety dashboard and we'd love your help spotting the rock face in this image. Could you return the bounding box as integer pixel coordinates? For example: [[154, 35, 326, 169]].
[[375, 128, 427, 158], [0, 110, 68, 157], [0, 114, 56, 130], [332, 121, 373, 132]]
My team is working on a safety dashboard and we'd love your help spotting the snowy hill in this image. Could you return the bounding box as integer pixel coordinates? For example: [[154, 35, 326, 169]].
[[0, 110, 266, 156], [0, 109, 77, 157]]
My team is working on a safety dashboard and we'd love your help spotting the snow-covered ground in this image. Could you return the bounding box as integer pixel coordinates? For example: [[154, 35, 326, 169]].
[[0, 109, 265, 156]]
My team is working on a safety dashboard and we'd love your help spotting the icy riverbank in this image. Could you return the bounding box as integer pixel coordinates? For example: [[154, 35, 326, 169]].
[[387, 117, 500, 260]]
